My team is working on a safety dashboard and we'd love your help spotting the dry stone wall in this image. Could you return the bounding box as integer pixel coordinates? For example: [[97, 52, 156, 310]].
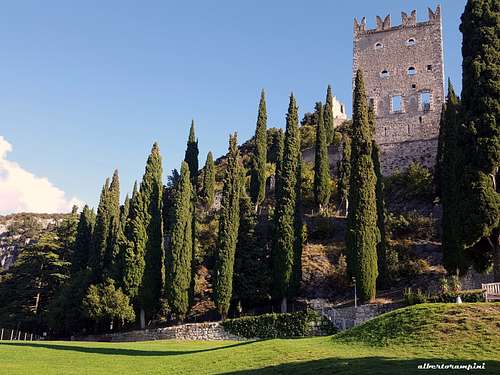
[[74, 322, 243, 342], [308, 299, 402, 331], [379, 138, 438, 174]]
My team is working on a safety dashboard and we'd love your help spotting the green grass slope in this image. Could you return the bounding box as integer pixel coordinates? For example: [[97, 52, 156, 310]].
[[0, 304, 499, 375], [335, 303, 500, 352]]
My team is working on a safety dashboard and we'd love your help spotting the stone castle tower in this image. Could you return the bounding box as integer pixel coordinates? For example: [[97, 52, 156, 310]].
[[353, 6, 445, 174]]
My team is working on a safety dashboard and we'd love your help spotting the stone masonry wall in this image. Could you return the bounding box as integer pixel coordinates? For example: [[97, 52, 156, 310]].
[[353, 6, 444, 174], [379, 137, 438, 174], [74, 318, 332, 342], [308, 299, 402, 331], [74, 322, 243, 342]]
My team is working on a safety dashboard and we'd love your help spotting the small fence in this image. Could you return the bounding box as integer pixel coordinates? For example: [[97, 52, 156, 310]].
[[0, 328, 42, 341]]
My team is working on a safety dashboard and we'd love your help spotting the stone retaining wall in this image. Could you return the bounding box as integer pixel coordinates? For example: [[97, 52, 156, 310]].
[[308, 299, 402, 331], [74, 322, 243, 342]]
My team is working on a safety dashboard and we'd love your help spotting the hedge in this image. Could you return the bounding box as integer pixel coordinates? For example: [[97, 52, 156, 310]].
[[222, 310, 335, 339], [432, 290, 485, 303], [404, 288, 485, 306]]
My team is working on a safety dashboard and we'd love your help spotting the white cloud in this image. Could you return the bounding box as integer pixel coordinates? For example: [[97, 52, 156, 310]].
[[0, 136, 83, 214]]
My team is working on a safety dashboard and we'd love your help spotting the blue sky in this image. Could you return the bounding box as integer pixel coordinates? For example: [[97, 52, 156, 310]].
[[0, 0, 465, 211]]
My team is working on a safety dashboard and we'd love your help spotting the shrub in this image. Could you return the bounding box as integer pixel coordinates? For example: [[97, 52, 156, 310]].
[[386, 211, 437, 240], [432, 290, 485, 303], [222, 310, 335, 338], [308, 216, 334, 240], [384, 162, 433, 201], [404, 288, 429, 306], [83, 278, 135, 327], [405, 288, 485, 305]]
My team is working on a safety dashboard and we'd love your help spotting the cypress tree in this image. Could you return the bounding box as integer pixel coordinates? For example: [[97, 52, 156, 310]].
[[185, 120, 199, 186], [120, 194, 130, 232], [72, 205, 95, 275], [165, 162, 193, 321], [313, 101, 331, 211], [273, 94, 301, 312], [440, 83, 470, 275], [184, 123, 199, 309], [346, 70, 379, 303], [201, 151, 216, 208], [459, 0, 500, 280], [103, 170, 121, 276], [138, 143, 164, 326], [324, 85, 335, 144], [291, 155, 304, 295], [119, 188, 147, 306], [214, 133, 241, 318], [90, 178, 111, 277], [250, 89, 268, 208], [274, 129, 285, 199], [372, 143, 389, 287], [338, 133, 352, 214], [434, 107, 446, 199], [234, 193, 270, 309], [131, 181, 138, 202]]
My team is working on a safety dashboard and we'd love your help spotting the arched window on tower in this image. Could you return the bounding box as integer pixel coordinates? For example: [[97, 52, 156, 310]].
[[374, 42, 383, 50], [408, 96, 418, 112], [380, 70, 389, 78], [406, 38, 416, 46], [407, 67, 416, 76]]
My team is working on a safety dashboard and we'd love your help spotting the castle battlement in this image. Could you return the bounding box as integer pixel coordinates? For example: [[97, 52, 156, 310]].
[[354, 6, 441, 35]]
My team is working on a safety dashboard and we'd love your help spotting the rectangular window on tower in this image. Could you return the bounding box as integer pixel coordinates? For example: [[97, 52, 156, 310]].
[[420, 92, 431, 111], [391, 95, 403, 113]]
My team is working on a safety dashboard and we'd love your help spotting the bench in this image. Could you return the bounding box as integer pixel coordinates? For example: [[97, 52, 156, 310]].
[[482, 283, 500, 302]]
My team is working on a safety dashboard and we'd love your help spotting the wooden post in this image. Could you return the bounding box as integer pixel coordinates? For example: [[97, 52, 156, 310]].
[[17, 331, 21, 340], [24, 332, 27, 340], [0, 328, 3, 340], [10, 329, 14, 340], [30, 333, 33, 341]]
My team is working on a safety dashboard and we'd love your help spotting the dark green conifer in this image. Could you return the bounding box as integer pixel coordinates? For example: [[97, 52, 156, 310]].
[[214, 133, 241, 318], [201, 151, 216, 208], [459, 0, 500, 279], [338, 133, 351, 214], [120, 194, 130, 232], [103, 170, 121, 276], [324, 85, 335, 144], [138, 143, 164, 325], [313, 101, 331, 211], [165, 162, 193, 321], [250, 90, 268, 208], [273, 94, 301, 312], [120, 188, 146, 304], [90, 178, 110, 276], [291, 155, 304, 295], [184, 120, 199, 186], [274, 129, 285, 199], [72, 205, 95, 275], [372, 143, 389, 287], [440, 83, 470, 275], [346, 70, 379, 303], [234, 192, 270, 309]]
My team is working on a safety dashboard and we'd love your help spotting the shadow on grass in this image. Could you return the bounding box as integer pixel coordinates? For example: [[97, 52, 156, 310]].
[[223, 357, 500, 375], [0, 340, 257, 357]]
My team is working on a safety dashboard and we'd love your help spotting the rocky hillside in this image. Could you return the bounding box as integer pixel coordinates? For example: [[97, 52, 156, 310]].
[[0, 213, 69, 270]]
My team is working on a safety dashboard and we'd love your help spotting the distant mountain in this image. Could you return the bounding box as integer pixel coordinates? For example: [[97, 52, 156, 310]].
[[0, 213, 70, 270]]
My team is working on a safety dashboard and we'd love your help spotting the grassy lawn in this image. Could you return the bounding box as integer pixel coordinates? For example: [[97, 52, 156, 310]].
[[1, 304, 499, 374]]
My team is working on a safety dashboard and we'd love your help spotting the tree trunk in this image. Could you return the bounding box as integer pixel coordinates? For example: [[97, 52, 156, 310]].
[[140, 308, 146, 329], [280, 297, 287, 313]]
